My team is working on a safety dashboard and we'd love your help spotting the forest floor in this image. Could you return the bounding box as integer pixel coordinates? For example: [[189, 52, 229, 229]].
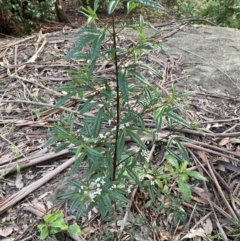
[[1, 4, 240, 241]]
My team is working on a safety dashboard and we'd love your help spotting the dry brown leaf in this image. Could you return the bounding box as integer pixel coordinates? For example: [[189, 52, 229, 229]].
[[15, 174, 23, 189], [0, 153, 12, 164], [202, 218, 213, 235], [38, 191, 52, 200], [32, 198, 46, 212], [229, 138, 240, 144], [24, 172, 35, 180], [31, 88, 39, 98], [196, 150, 208, 164], [159, 231, 169, 240], [219, 137, 230, 146], [180, 228, 205, 240], [0, 226, 13, 237], [215, 164, 226, 172], [193, 196, 208, 204], [5, 103, 12, 114]]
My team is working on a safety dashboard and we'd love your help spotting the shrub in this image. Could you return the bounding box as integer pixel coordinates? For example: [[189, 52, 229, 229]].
[[44, 0, 207, 239]]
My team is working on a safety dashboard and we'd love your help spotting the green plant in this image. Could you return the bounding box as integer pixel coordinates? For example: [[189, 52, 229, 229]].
[[174, 0, 240, 29], [37, 210, 83, 240], [0, 0, 56, 34], [45, 0, 207, 239], [202, 0, 240, 28]]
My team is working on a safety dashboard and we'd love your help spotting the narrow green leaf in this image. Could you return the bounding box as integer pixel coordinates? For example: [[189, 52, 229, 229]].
[[71, 153, 86, 174], [125, 166, 142, 186], [70, 198, 81, 213], [68, 180, 82, 189], [111, 190, 129, 203], [84, 145, 103, 157], [175, 140, 189, 161], [148, 185, 155, 202], [126, 63, 162, 79], [55, 142, 70, 152], [129, 70, 151, 86], [102, 193, 112, 209], [154, 106, 166, 121], [117, 130, 126, 160], [52, 124, 69, 136], [80, 98, 98, 114], [127, 130, 146, 149], [108, 0, 120, 14], [92, 107, 103, 138], [118, 68, 129, 102], [167, 112, 190, 128], [57, 191, 79, 200], [155, 115, 163, 132], [166, 148, 182, 162], [91, 30, 106, 60], [65, 34, 96, 60], [76, 201, 85, 220], [106, 150, 113, 174]]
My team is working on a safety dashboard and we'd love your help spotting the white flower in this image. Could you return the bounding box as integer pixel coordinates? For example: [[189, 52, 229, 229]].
[[89, 193, 96, 202], [100, 179, 105, 185], [150, 180, 155, 185], [95, 188, 102, 195]]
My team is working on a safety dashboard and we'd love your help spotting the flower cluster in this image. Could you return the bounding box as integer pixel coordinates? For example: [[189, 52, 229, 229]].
[[141, 149, 150, 157], [86, 177, 106, 202]]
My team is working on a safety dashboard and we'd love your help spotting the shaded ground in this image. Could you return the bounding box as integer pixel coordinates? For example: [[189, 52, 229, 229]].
[[1, 5, 240, 241]]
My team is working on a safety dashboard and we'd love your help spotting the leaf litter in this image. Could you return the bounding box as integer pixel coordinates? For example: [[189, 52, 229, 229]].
[[0, 19, 240, 241]]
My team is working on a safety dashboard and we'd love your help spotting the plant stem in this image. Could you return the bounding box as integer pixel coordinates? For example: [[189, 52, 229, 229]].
[[112, 13, 120, 183], [111, 12, 120, 241]]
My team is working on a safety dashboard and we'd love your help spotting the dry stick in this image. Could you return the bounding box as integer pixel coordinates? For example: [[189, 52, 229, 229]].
[[119, 186, 138, 232], [179, 128, 240, 137], [208, 198, 229, 241], [192, 188, 233, 221], [184, 203, 197, 232], [0, 156, 76, 215], [1, 100, 80, 114], [12, 75, 65, 98], [187, 139, 240, 158], [222, 123, 240, 134], [195, 91, 240, 102], [156, 133, 240, 162], [188, 149, 211, 178], [0, 35, 36, 53], [182, 142, 240, 163], [191, 212, 212, 230], [207, 160, 237, 219], [0, 149, 70, 175]]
